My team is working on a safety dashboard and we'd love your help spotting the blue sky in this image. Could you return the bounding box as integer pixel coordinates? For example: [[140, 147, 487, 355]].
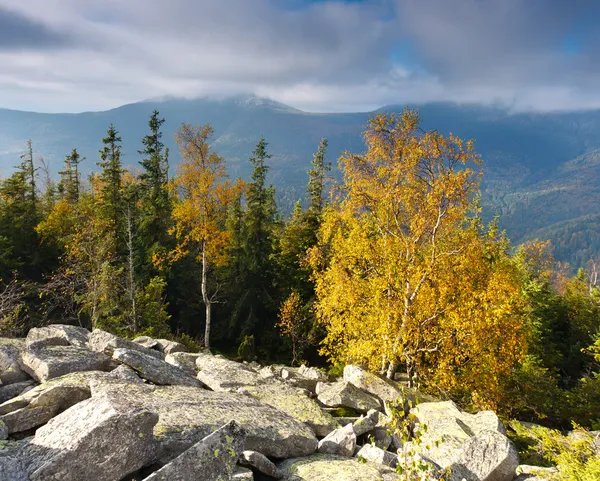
[[0, 0, 598, 113]]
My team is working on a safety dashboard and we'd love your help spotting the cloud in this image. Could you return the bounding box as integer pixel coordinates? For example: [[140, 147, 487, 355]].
[[0, 0, 598, 113]]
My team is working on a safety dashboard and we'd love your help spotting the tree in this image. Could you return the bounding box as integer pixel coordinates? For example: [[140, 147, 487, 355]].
[[170, 123, 240, 348], [59, 149, 84, 203], [310, 110, 527, 407], [97, 124, 124, 245]]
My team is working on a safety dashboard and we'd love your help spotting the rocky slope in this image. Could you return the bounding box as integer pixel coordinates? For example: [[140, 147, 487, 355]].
[[0, 324, 542, 480]]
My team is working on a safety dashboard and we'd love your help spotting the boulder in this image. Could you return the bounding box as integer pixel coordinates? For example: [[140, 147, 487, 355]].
[[0, 371, 106, 434], [0, 440, 29, 481], [298, 364, 328, 381], [88, 329, 163, 359], [0, 380, 36, 404], [281, 368, 319, 392], [142, 420, 245, 481], [317, 423, 356, 457], [0, 420, 7, 440], [242, 382, 339, 437], [0, 338, 31, 385], [370, 427, 392, 450], [448, 430, 519, 481], [27, 391, 158, 481], [164, 352, 200, 377], [318, 381, 381, 413], [112, 348, 201, 387], [90, 382, 318, 462], [155, 339, 187, 355], [196, 353, 264, 391], [353, 409, 380, 436], [240, 450, 283, 479], [356, 444, 397, 468], [25, 324, 90, 350], [232, 467, 254, 480], [343, 365, 404, 403], [133, 336, 158, 349], [410, 400, 508, 469], [19, 346, 111, 382], [259, 365, 283, 379], [107, 364, 144, 384], [278, 453, 400, 481]]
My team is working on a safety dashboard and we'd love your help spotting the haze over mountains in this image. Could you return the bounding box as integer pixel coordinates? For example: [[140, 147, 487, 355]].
[[1, 95, 600, 267]]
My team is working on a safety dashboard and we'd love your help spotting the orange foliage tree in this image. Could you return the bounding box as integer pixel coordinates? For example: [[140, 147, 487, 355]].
[[309, 109, 527, 408]]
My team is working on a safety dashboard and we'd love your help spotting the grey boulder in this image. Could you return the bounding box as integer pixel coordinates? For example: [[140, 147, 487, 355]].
[[0, 380, 36, 404], [353, 409, 380, 436], [196, 353, 264, 391], [317, 423, 356, 457], [107, 364, 144, 384], [318, 381, 381, 413], [0, 338, 31, 385], [112, 348, 201, 387], [164, 352, 200, 377], [155, 339, 187, 355], [19, 346, 111, 382], [356, 444, 398, 468], [25, 324, 90, 350], [88, 329, 163, 359], [132, 336, 158, 349], [240, 450, 283, 479], [143, 420, 245, 481]]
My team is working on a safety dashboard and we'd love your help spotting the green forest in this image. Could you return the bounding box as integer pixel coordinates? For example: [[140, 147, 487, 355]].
[[0, 108, 599, 434]]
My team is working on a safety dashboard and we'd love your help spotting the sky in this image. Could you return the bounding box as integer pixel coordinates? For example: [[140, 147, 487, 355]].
[[0, 0, 599, 113]]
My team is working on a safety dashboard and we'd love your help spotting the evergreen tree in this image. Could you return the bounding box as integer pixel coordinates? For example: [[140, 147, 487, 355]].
[[59, 149, 83, 203], [97, 124, 124, 244]]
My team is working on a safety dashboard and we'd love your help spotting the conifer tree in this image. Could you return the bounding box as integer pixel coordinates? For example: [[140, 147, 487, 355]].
[[59, 149, 83, 203], [97, 124, 124, 244]]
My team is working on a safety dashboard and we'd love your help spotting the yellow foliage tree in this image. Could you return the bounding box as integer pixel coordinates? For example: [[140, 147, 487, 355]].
[[309, 109, 527, 408], [170, 124, 243, 348]]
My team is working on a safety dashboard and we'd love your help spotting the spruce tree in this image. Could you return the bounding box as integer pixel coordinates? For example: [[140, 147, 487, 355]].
[[59, 149, 84, 203], [97, 124, 124, 243]]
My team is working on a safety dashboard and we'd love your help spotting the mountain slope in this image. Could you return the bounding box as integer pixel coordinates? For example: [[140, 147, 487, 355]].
[[1, 96, 600, 266]]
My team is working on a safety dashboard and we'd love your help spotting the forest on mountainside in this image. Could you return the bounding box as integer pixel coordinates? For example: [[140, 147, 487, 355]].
[[0, 108, 599, 432]]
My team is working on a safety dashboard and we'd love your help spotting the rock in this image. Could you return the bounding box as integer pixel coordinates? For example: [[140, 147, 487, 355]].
[[318, 423, 356, 457], [0, 371, 106, 434], [343, 365, 404, 403], [299, 364, 328, 381], [164, 352, 200, 377], [0, 420, 7, 440], [91, 382, 318, 462], [0, 338, 31, 385], [242, 382, 339, 437], [514, 465, 557, 481], [281, 368, 319, 392], [278, 453, 400, 481], [410, 400, 508, 469], [0, 440, 29, 481], [155, 339, 187, 355], [353, 409, 380, 436], [25, 324, 90, 350], [88, 328, 163, 359], [196, 353, 264, 391], [232, 467, 254, 480], [356, 444, 397, 468], [19, 346, 111, 382], [369, 427, 392, 450], [240, 450, 283, 479], [108, 364, 144, 384], [259, 365, 282, 379], [318, 381, 381, 413], [112, 348, 201, 387], [27, 390, 158, 481], [448, 430, 519, 481], [142, 420, 245, 481], [133, 336, 158, 349], [0, 380, 36, 403]]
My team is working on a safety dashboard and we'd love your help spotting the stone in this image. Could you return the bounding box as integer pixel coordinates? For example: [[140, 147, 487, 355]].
[[196, 353, 264, 391], [410, 400, 508, 469], [0, 371, 106, 434], [343, 365, 404, 403], [108, 364, 144, 384], [356, 444, 397, 468], [353, 410, 380, 436], [90, 382, 318, 462], [232, 467, 254, 480], [142, 420, 245, 481], [370, 427, 392, 450], [240, 450, 283, 479], [25, 324, 90, 350], [278, 453, 400, 481], [19, 346, 111, 382], [0, 420, 7, 440], [318, 423, 356, 457], [242, 382, 339, 437], [281, 368, 319, 392], [318, 381, 381, 413], [133, 336, 158, 349], [448, 430, 519, 481], [0, 338, 31, 385], [259, 365, 282, 379], [155, 339, 187, 355], [27, 391, 158, 481], [298, 364, 328, 381], [112, 348, 201, 387], [164, 352, 200, 377], [88, 329, 163, 359], [0, 380, 36, 403], [0, 440, 29, 481]]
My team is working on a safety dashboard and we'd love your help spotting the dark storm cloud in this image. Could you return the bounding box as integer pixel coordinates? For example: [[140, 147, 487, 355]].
[[0, 7, 69, 50]]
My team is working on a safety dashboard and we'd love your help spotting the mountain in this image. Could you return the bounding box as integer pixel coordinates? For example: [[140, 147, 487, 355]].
[[1, 95, 600, 267]]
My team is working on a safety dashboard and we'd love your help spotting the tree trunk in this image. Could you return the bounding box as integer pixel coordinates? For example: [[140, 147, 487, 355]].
[[386, 360, 398, 380], [201, 243, 211, 349], [126, 207, 137, 333]]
